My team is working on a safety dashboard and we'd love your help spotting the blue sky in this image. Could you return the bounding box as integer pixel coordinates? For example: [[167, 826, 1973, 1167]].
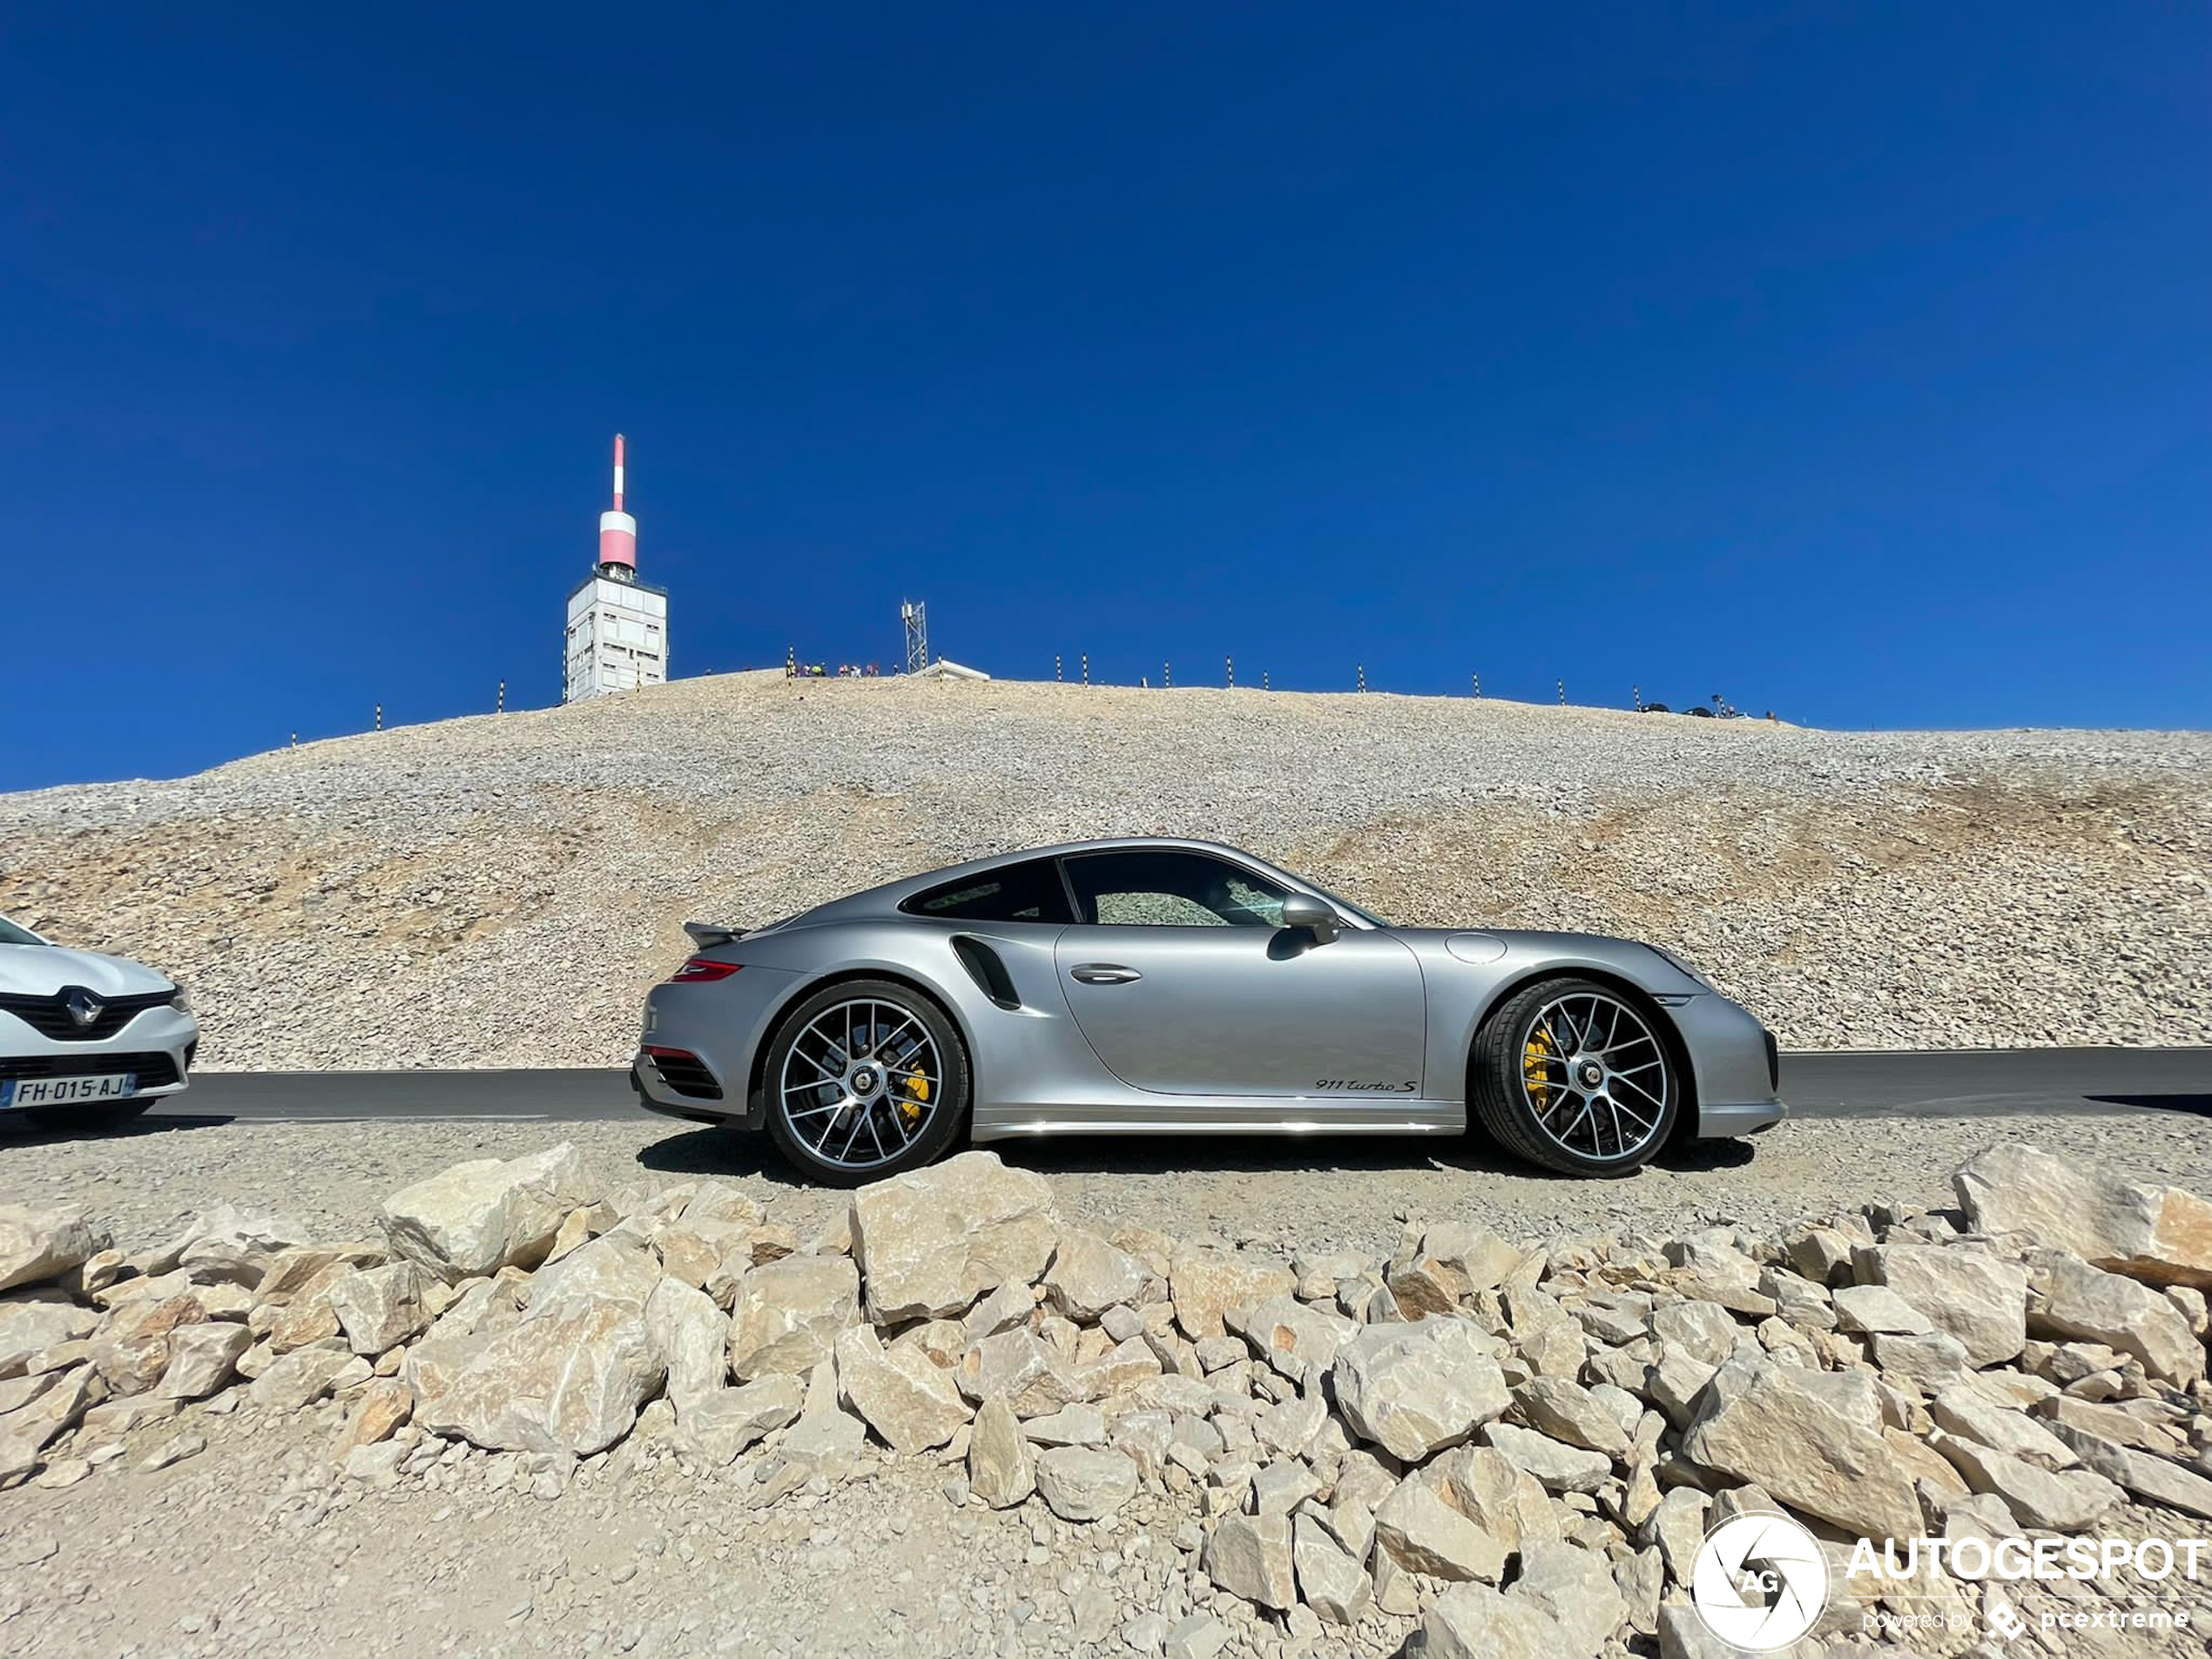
[[3, 4, 2207, 790]]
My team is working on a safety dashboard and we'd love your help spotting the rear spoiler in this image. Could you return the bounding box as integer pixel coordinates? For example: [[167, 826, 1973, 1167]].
[[683, 921, 747, 949]]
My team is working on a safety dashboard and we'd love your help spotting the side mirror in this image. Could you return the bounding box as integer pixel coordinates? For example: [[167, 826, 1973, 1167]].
[[1279, 894, 1341, 943]]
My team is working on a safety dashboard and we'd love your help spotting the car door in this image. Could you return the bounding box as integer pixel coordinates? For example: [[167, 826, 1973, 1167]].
[[1050, 848, 1426, 1098]]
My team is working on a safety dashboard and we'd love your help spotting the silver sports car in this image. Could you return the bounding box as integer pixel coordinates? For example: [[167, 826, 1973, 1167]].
[[631, 837, 1785, 1185]]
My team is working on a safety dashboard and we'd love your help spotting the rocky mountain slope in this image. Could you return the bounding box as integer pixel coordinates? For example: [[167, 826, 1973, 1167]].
[[2, 672, 2206, 1069]]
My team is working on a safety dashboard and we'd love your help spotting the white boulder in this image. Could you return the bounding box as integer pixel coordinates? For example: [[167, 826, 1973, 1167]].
[[1331, 1318, 1509, 1460], [849, 1152, 1058, 1324], [378, 1144, 600, 1283], [0, 1204, 108, 1295], [834, 1325, 970, 1453], [727, 1254, 860, 1380], [1955, 1144, 2212, 1289]]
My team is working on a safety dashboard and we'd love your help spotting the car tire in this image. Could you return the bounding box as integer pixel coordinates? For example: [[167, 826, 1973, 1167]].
[[1468, 977, 1681, 1176], [22, 1096, 158, 1135], [762, 978, 971, 1186]]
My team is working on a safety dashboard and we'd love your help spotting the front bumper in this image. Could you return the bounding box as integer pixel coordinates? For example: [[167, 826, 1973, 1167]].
[[1672, 994, 1788, 1138], [0, 1006, 199, 1111]]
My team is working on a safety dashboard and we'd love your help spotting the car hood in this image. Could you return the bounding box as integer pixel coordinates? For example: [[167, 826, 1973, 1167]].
[[0, 942, 175, 998], [1384, 927, 1705, 993], [1386, 926, 1638, 950]]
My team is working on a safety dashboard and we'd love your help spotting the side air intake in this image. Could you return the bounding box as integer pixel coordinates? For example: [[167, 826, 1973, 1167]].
[[951, 936, 1020, 1009]]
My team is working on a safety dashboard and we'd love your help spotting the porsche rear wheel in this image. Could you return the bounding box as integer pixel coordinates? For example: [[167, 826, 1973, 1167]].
[[763, 980, 970, 1186], [1469, 978, 1680, 1176]]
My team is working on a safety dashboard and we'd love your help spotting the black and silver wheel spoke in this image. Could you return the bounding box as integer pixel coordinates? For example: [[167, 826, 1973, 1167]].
[[791, 1049, 844, 1083], [1516, 990, 1670, 1163], [1614, 1069, 1666, 1109], [865, 1008, 924, 1059], [779, 998, 944, 1172]]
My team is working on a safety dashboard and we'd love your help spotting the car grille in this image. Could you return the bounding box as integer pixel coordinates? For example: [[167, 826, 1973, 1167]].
[[0, 1051, 180, 1087], [0, 989, 175, 1042], [645, 1048, 724, 1101]]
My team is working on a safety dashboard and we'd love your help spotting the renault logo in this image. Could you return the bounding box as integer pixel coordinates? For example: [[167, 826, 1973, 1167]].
[[64, 988, 105, 1028]]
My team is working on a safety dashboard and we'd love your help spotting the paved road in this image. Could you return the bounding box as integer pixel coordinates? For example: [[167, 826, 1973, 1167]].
[[138, 1049, 2212, 1125]]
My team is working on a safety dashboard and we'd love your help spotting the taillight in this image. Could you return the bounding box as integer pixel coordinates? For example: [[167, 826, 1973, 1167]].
[[669, 957, 743, 983]]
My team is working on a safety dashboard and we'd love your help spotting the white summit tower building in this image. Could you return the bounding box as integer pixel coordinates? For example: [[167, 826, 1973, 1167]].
[[563, 434, 668, 703]]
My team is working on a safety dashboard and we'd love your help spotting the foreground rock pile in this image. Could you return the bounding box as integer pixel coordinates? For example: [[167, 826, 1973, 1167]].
[[3, 673, 2208, 1067], [6, 1141, 2212, 1657]]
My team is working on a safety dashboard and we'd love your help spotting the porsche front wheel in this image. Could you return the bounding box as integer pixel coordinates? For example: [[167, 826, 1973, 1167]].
[[762, 980, 970, 1186], [1469, 978, 1680, 1176]]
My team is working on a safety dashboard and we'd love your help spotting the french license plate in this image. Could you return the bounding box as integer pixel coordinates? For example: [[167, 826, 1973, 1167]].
[[1, 1072, 138, 1109]]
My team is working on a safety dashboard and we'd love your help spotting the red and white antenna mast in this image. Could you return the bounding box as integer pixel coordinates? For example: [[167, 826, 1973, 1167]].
[[597, 433, 637, 576], [563, 431, 668, 704]]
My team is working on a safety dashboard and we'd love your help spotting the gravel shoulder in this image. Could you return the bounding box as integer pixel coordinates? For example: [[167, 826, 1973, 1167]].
[[6, 1108, 2208, 1276], [2, 1410, 1099, 1659]]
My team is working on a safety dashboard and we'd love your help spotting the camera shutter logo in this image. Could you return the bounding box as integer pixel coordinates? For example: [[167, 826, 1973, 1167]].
[[1690, 1512, 1831, 1651]]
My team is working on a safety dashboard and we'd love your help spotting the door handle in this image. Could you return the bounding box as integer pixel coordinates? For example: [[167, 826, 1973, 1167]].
[[1069, 963, 1143, 985]]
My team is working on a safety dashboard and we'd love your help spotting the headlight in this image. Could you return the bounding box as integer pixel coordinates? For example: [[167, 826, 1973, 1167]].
[[169, 986, 192, 1013], [1650, 947, 1714, 990]]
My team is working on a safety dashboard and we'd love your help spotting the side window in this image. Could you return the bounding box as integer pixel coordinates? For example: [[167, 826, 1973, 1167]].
[[1063, 850, 1290, 928], [903, 859, 1074, 924]]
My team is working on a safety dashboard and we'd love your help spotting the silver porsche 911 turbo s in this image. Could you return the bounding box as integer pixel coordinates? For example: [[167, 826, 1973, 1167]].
[[631, 837, 1784, 1185]]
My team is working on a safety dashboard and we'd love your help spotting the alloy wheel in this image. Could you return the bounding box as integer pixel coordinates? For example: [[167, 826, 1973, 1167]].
[[776, 997, 945, 1172], [1517, 990, 1671, 1163]]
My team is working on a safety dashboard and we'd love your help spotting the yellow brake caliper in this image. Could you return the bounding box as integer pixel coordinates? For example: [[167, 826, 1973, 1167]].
[[1522, 1027, 1556, 1113], [897, 1071, 930, 1123]]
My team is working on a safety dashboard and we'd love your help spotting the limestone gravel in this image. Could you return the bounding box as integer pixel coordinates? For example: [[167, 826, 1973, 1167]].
[[7, 1136, 2212, 1659], [2, 672, 2207, 1069]]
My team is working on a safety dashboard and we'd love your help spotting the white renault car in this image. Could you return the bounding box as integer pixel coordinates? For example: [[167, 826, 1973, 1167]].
[[0, 914, 198, 1131]]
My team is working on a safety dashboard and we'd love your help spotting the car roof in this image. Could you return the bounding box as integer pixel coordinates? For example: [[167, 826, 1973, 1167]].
[[802, 837, 1302, 921]]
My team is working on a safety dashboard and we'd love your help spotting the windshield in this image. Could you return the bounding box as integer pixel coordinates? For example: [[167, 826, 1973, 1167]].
[[0, 916, 46, 947]]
